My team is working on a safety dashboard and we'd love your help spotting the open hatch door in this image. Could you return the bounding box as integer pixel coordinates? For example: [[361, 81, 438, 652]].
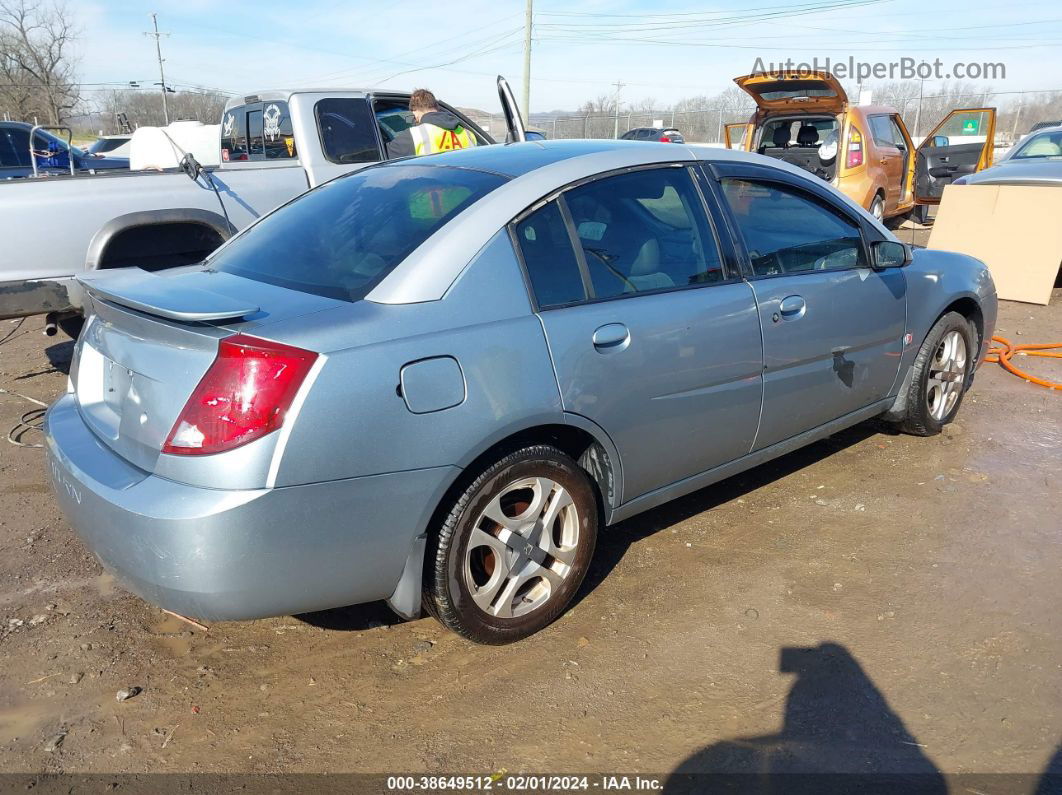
[[724, 122, 753, 150], [913, 108, 996, 204], [497, 75, 526, 144], [734, 71, 848, 115]]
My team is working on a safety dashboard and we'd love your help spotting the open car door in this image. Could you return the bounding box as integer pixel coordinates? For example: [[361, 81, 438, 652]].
[[497, 75, 526, 144], [913, 108, 996, 204], [724, 122, 753, 151]]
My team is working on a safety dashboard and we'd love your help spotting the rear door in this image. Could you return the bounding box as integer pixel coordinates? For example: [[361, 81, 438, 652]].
[[513, 165, 763, 503], [914, 108, 996, 204], [725, 122, 753, 151], [709, 164, 906, 450], [868, 114, 905, 212]]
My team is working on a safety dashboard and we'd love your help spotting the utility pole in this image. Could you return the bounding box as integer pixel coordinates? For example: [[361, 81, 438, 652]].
[[913, 78, 924, 139], [521, 0, 532, 123], [1011, 91, 1024, 142], [612, 80, 625, 139], [145, 13, 170, 125]]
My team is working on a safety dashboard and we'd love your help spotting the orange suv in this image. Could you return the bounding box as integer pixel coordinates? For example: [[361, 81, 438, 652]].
[[725, 71, 996, 222]]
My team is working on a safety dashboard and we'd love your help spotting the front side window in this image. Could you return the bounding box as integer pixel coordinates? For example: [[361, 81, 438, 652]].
[[316, 98, 381, 165], [514, 201, 586, 308], [564, 168, 724, 299], [210, 164, 507, 302], [721, 178, 867, 276], [1011, 130, 1062, 159]]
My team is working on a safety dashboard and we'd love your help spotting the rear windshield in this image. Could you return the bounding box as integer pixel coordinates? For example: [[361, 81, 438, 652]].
[[209, 164, 508, 302]]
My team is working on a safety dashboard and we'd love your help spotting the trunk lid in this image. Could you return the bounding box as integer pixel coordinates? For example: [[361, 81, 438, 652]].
[[734, 71, 848, 115], [73, 267, 342, 472]]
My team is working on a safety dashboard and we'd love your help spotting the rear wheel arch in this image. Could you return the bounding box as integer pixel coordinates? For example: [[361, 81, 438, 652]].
[[447, 421, 620, 524], [86, 209, 234, 273], [386, 421, 619, 623]]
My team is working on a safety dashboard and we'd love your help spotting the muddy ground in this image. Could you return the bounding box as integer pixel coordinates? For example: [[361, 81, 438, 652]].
[[0, 278, 1059, 781]]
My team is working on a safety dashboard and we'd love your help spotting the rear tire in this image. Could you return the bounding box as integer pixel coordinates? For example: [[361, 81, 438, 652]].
[[869, 195, 885, 222], [897, 312, 974, 436], [424, 445, 599, 644]]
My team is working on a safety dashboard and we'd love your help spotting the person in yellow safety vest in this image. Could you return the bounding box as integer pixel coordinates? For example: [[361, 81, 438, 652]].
[[387, 88, 478, 159]]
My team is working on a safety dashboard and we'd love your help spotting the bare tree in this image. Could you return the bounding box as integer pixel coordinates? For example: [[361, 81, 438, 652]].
[[0, 0, 79, 124]]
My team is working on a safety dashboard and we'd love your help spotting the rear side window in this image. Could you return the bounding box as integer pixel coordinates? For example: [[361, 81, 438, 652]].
[[210, 165, 507, 302], [316, 98, 380, 164], [514, 202, 586, 308], [869, 115, 897, 148], [721, 179, 867, 275], [564, 167, 724, 299]]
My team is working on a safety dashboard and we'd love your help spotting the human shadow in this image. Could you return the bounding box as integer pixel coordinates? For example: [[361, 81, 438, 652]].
[[665, 642, 946, 795], [1036, 742, 1062, 795]]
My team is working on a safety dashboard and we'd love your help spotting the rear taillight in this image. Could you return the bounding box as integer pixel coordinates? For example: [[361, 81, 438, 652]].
[[846, 126, 864, 168], [163, 334, 318, 456], [659, 135, 672, 142]]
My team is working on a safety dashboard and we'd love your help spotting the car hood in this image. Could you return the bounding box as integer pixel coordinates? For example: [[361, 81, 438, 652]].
[[963, 158, 1062, 186]]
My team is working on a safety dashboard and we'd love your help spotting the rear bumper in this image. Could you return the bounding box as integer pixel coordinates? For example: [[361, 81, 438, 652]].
[[0, 277, 77, 320], [44, 394, 455, 621]]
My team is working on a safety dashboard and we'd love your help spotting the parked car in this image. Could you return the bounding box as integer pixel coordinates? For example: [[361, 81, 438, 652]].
[[84, 134, 132, 158], [0, 77, 526, 336], [621, 126, 685, 143], [725, 71, 997, 223], [953, 125, 1062, 186], [45, 139, 996, 644], [0, 122, 129, 180]]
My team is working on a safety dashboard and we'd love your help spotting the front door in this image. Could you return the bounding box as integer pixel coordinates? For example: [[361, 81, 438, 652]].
[[715, 172, 906, 450], [914, 108, 996, 204], [511, 165, 763, 503]]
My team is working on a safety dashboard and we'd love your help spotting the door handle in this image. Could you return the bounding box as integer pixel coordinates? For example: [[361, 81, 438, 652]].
[[777, 295, 806, 321], [592, 323, 630, 352]]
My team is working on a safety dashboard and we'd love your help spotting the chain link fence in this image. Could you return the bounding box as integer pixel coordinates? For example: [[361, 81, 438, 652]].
[[467, 88, 1062, 146]]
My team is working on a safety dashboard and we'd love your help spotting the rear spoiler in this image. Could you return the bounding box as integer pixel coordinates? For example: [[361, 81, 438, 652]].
[[78, 270, 258, 322]]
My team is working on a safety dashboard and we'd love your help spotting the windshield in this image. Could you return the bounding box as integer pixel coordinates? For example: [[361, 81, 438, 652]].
[[210, 164, 508, 302], [1010, 130, 1062, 160]]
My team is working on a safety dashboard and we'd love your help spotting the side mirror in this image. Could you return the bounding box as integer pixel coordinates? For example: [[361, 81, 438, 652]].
[[871, 240, 911, 269], [525, 130, 547, 142], [933, 135, 949, 148]]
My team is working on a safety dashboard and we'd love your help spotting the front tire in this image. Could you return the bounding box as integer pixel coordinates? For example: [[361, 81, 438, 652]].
[[897, 312, 974, 436], [424, 445, 599, 644]]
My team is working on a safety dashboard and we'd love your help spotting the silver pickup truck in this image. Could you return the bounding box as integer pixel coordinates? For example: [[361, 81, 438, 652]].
[[1, 78, 526, 336]]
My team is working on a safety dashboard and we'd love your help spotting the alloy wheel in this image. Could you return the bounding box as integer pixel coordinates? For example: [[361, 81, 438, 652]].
[[463, 476, 580, 619], [926, 330, 967, 421]]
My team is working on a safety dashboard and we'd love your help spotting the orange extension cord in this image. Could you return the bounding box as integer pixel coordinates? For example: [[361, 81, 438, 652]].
[[985, 336, 1062, 390]]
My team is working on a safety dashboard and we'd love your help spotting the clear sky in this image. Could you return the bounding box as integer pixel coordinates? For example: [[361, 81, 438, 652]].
[[73, 0, 1062, 112]]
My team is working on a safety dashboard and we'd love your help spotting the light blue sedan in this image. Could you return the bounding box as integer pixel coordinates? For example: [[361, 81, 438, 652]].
[[44, 140, 997, 644]]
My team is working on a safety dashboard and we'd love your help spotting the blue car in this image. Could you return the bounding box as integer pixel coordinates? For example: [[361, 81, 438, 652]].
[[0, 122, 129, 179], [44, 140, 996, 644]]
